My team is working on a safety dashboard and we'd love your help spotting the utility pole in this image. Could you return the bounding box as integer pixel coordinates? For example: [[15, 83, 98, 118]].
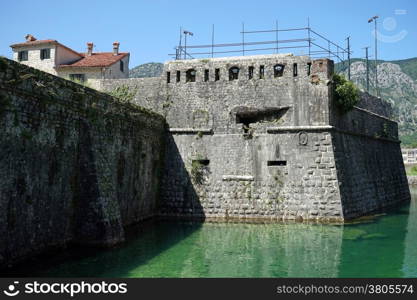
[[183, 30, 194, 60], [363, 46, 370, 92], [368, 15, 379, 96], [242, 22, 245, 56], [346, 36, 351, 80], [211, 24, 214, 58], [177, 27, 182, 60]]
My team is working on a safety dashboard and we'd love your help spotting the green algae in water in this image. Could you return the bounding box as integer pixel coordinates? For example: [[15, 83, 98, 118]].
[[342, 228, 367, 240], [362, 233, 388, 240], [6, 188, 417, 278]]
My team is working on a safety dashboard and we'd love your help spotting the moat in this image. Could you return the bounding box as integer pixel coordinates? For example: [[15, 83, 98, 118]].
[[3, 187, 416, 278]]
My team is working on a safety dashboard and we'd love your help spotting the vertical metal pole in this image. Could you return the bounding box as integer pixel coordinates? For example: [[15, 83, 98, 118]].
[[242, 22, 244, 56], [178, 27, 182, 60], [328, 41, 331, 58], [336, 46, 339, 63], [184, 33, 187, 60], [347, 36, 351, 80], [307, 17, 311, 57], [211, 24, 214, 58], [275, 20, 278, 53], [374, 19, 378, 96]]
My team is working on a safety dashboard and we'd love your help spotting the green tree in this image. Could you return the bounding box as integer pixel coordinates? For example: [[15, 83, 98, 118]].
[[333, 73, 360, 113]]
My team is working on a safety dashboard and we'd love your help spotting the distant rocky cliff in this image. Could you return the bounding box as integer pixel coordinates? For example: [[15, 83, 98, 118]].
[[336, 58, 417, 146], [129, 62, 163, 78]]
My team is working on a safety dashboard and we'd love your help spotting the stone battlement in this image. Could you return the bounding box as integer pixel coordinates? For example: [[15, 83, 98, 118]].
[[163, 54, 332, 85]]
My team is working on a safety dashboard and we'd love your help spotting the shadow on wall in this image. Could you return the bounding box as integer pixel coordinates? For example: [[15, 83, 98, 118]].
[[158, 134, 205, 220], [71, 120, 124, 247]]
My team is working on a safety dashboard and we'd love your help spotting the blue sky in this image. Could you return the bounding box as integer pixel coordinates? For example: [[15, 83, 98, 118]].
[[0, 0, 416, 67]]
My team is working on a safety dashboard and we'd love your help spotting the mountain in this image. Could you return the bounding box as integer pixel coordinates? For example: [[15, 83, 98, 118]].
[[336, 57, 417, 147], [129, 62, 163, 78]]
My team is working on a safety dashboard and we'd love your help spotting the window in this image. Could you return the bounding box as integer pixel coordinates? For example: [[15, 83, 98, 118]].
[[40, 48, 50, 60], [248, 66, 254, 79], [293, 63, 298, 77], [18, 50, 28, 61], [176, 71, 181, 82], [274, 64, 285, 77], [120, 60, 124, 72], [215, 68, 220, 81], [267, 160, 287, 166], [204, 69, 209, 82], [69, 74, 85, 83], [259, 65, 264, 79], [186, 69, 196, 82], [307, 62, 312, 76], [166, 71, 171, 83], [229, 67, 239, 81]]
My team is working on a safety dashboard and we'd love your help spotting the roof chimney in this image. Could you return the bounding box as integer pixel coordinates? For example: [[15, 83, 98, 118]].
[[25, 34, 37, 42], [113, 42, 120, 56], [87, 42, 93, 56]]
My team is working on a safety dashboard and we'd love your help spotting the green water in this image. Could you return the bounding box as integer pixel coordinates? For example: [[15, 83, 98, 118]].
[[13, 188, 417, 277]]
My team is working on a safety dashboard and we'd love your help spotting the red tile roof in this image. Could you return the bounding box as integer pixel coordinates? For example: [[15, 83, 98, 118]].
[[10, 39, 129, 68], [10, 39, 58, 48], [57, 52, 129, 68], [10, 39, 83, 58]]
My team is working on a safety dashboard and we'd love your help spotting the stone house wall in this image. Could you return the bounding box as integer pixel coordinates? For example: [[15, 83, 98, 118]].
[[12, 44, 59, 75]]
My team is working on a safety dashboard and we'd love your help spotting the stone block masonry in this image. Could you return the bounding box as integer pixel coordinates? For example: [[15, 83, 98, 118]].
[[102, 53, 410, 222], [0, 57, 165, 268]]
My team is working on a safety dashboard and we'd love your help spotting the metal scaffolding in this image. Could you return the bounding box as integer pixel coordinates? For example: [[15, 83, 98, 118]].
[[170, 22, 351, 68]]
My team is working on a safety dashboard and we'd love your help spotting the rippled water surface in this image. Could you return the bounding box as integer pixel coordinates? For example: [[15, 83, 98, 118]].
[[11, 188, 417, 278]]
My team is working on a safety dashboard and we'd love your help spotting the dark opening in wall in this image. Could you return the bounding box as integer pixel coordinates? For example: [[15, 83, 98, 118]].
[[193, 159, 210, 166], [186, 69, 196, 82], [166, 72, 170, 83], [274, 64, 285, 78], [204, 69, 209, 82], [248, 66, 254, 79], [293, 63, 298, 77], [215, 68, 220, 81], [259, 65, 265, 79], [307, 63, 311, 76], [267, 160, 287, 166], [234, 106, 289, 125], [229, 67, 239, 80], [176, 71, 181, 82]]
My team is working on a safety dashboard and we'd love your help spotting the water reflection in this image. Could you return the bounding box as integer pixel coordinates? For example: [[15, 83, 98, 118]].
[[7, 188, 417, 278]]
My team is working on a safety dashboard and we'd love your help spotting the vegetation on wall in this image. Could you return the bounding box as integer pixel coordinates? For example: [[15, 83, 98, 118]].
[[69, 78, 92, 88], [333, 73, 360, 113], [406, 166, 417, 176], [107, 85, 138, 104]]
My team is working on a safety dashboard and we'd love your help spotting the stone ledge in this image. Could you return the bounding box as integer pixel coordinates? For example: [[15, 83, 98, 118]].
[[267, 125, 400, 143], [222, 175, 254, 181], [169, 128, 213, 134], [267, 126, 334, 133]]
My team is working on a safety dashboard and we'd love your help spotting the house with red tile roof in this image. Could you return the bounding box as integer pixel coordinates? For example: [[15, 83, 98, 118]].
[[10, 34, 129, 88]]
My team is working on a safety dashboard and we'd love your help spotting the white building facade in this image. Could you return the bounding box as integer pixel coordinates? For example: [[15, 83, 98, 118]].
[[10, 34, 129, 89]]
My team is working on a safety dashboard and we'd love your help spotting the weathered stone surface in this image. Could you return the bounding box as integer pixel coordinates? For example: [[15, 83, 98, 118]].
[[0, 57, 165, 268], [102, 53, 410, 222]]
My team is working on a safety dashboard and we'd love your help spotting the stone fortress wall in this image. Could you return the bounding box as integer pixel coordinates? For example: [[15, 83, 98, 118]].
[[0, 52, 411, 268], [101, 53, 410, 222], [0, 57, 165, 268]]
